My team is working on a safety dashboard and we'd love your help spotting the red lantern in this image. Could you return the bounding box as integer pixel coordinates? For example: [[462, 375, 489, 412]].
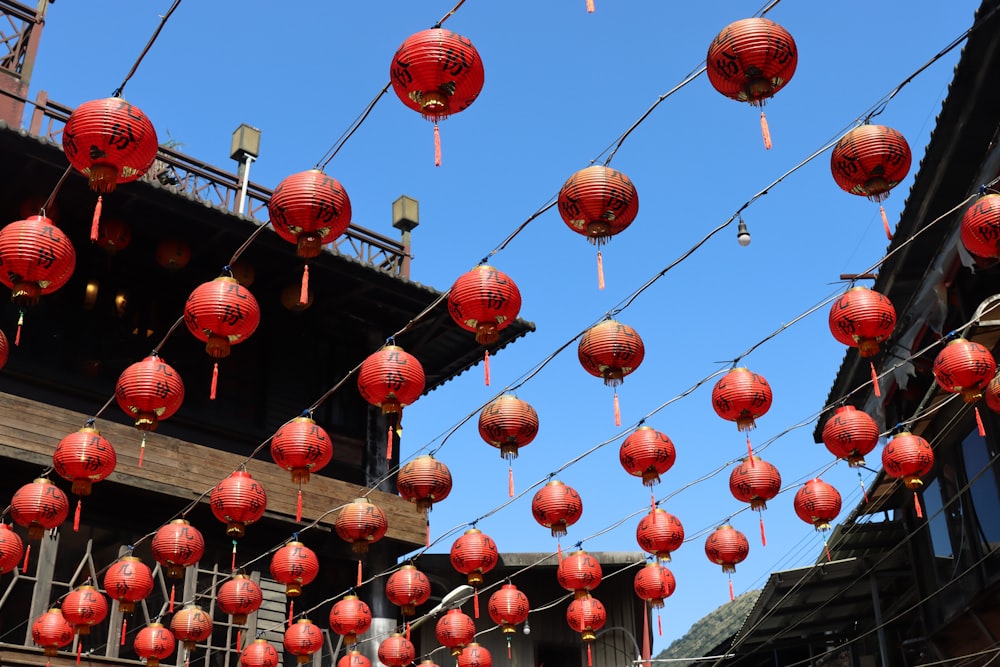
[[557, 550, 603, 599], [882, 432, 934, 489], [793, 478, 842, 531], [0, 215, 76, 343], [334, 497, 388, 554], [728, 456, 781, 545], [338, 651, 371, 667], [102, 556, 154, 614], [822, 405, 880, 466], [711, 368, 772, 432], [436, 608, 476, 657], [152, 519, 205, 579], [184, 275, 261, 399], [458, 643, 493, 667], [389, 28, 485, 166], [579, 319, 644, 426], [96, 217, 132, 255], [358, 344, 426, 417], [11, 478, 69, 540], [704, 525, 749, 574], [450, 528, 499, 586], [385, 563, 431, 617], [448, 265, 522, 345], [831, 124, 912, 202], [329, 595, 371, 646], [488, 583, 529, 633], [397, 454, 453, 512], [134, 623, 175, 667], [478, 394, 539, 460], [171, 604, 213, 652], [706, 18, 797, 149], [210, 470, 267, 539], [934, 338, 996, 403], [0, 329, 8, 370], [633, 562, 676, 608], [240, 639, 280, 667], [566, 595, 606, 666], [0, 523, 24, 574], [418, 661, 441, 667], [531, 480, 583, 537], [987, 374, 1000, 415], [62, 98, 157, 194], [829, 287, 896, 357], [558, 166, 639, 288], [54, 423, 115, 530], [62, 584, 108, 635], [267, 170, 352, 258], [31, 608, 73, 657], [961, 193, 1000, 259], [271, 415, 333, 521], [636, 508, 684, 562], [377, 633, 415, 667], [217, 573, 263, 626], [270, 541, 319, 596], [284, 619, 324, 664], [155, 238, 191, 270], [620, 426, 676, 486], [115, 354, 185, 437]]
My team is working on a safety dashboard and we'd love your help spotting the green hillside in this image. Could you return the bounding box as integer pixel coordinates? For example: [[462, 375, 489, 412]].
[[655, 590, 761, 666]]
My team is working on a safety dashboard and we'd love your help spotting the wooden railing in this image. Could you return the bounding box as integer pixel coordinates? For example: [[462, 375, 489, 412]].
[[23, 90, 409, 276]]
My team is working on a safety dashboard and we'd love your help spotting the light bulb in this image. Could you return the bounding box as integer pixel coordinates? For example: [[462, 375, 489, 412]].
[[736, 220, 751, 247], [523, 619, 531, 635]]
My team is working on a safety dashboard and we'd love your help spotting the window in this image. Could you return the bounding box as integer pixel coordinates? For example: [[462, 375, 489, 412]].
[[922, 478, 952, 560], [960, 430, 1000, 549]]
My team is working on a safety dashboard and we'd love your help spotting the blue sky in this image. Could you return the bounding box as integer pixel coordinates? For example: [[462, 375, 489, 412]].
[[26, 0, 983, 655]]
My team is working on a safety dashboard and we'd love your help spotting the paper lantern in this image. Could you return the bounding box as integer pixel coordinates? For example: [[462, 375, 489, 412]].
[[61, 584, 108, 635], [334, 497, 388, 554], [531, 479, 583, 537], [448, 265, 522, 345], [210, 470, 268, 539], [821, 405, 880, 466], [0, 523, 24, 574], [882, 432, 934, 489], [831, 124, 912, 202], [579, 319, 644, 426], [217, 573, 263, 626], [397, 454, 452, 512], [10, 478, 69, 540], [267, 170, 352, 258], [134, 623, 175, 667], [240, 639, 280, 667], [385, 563, 431, 616], [270, 541, 319, 596], [566, 595, 606, 662], [171, 604, 213, 652], [102, 556, 154, 614], [96, 217, 132, 255], [961, 193, 1000, 259], [338, 651, 371, 667], [436, 608, 476, 657], [478, 394, 539, 460], [155, 238, 191, 270], [633, 562, 676, 608], [450, 528, 498, 586], [458, 643, 493, 667], [115, 354, 185, 434], [31, 608, 73, 657], [284, 619, 324, 664], [704, 525, 749, 574], [377, 633, 415, 667], [793, 478, 842, 531], [329, 595, 371, 646], [828, 287, 896, 357], [557, 550, 603, 599], [357, 345, 426, 417], [933, 338, 996, 403], [53, 425, 117, 497], [620, 426, 676, 486], [151, 519, 205, 579], [711, 367, 772, 431], [270, 415, 334, 521], [636, 508, 684, 562], [488, 583, 529, 635]]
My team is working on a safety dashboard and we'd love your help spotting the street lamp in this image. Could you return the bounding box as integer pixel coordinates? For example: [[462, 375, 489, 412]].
[[230, 123, 261, 216], [595, 626, 644, 666]]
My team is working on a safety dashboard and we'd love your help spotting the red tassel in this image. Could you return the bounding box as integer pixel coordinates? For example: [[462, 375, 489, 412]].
[[357, 560, 362, 587], [747, 434, 753, 462], [587, 643, 593, 666], [824, 540, 832, 562], [759, 515, 766, 546], [170, 584, 175, 613], [871, 362, 881, 398], [138, 433, 146, 468], [120, 618, 127, 646], [73, 499, 81, 532], [231, 540, 237, 571], [434, 124, 442, 167], [650, 492, 656, 512], [508, 465, 514, 498], [613, 390, 621, 427], [288, 599, 294, 628], [91, 196, 102, 243], [484, 349, 490, 386], [210, 362, 219, 400], [914, 491, 924, 519], [880, 205, 893, 240], [728, 577, 734, 601], [15, 311, 23, 346], [507, 636, 512, 659], [597, 250, 605, 290], [557, 542, 563, 562], [186, 656, 190, 667], [236, 630, 241, 650], [760, 112, 772, 150], [22, 544, 30, 572], [859, 471, 869, 504], [386, 426, 393, 461], [77, 639, 82, 664], [976, 406, 986, 436], [296, 489, 303, 523], [657, 609, 662, 637], [300, 265, 309, 305], [586, 0, 594, 12], [473, 589, 480, 618]]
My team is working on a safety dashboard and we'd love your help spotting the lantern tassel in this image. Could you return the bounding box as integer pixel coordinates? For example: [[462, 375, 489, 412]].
[[760, 112, 772, 150], [296, 488, 303, 523], [484, 349, 490, 386], [650, 491, 656, 512], [613, 390, 621, 427], [870, 362, 881, 398], [657, 609, 662, 637], [386, 426, 393, 461], [880, 205, 893, 241], [288, 599, 293, 628], [231, 539, 237, 571], [507, 635, 512, 659], [170, 584, 175, 613], [824, 539, 832, 562], [357, 559, 362, 587], [236, 629, 241, 650], [210, 362, 219, 401], [15, 310, 23, 346], [90, 195, 102, 243], [21, 544, 30, 573], [859, 471, 869, 504], [975, 406, 986, 436], [73, 499, 81, 532], [760, 515, 766, 547], [426, 519, 431, 548], [586, 0, 595, 12], [434, 123, 442, 167], [587, 643, 593, 667], [728, 576, 734, 602], [138, 432, 146, 468], [120, 618, 127, 646], [508, 464, 514, 498], [597, 250, 605, 290], [747, 435, 754, 462], [914, 491, 924, 519], [473, 588, 480, 618], [77, 639, 82, 664], [300, 265, 310, 305], [557, 541, 563, 562]]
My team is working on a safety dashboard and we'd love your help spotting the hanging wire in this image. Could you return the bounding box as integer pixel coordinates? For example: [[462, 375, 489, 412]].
[[112, 1, 184, 98]]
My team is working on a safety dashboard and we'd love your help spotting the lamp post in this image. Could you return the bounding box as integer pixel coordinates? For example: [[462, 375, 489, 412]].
[[595, 626, 644, 667], [392, 195, 419, 279], [230, 123, 261, 216]]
